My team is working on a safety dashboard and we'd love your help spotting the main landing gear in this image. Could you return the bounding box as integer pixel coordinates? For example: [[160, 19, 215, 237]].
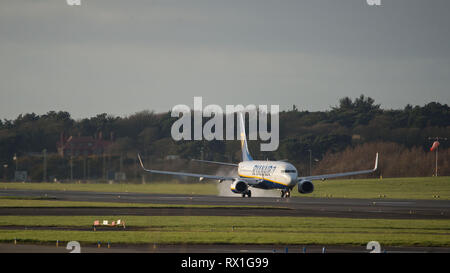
[[281, 189, 291, 198], [242, 190, 252, 198]]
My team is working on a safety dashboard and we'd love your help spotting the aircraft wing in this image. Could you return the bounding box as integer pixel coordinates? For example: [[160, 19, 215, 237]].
[[299, 153, 378, 181], [138, 154, 235, 182]]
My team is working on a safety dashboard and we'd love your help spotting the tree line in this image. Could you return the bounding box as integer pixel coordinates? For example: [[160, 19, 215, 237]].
[[0, 95, 448, 181]]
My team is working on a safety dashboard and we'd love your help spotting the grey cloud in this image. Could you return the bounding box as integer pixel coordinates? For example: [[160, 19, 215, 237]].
[[0, 0, 449, 119]]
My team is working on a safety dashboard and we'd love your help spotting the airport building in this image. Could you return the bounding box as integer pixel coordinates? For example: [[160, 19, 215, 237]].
[[56, 132, 113, 157]]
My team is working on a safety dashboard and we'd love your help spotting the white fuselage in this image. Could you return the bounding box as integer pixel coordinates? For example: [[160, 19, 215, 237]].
[[238, 161, 298, 190]]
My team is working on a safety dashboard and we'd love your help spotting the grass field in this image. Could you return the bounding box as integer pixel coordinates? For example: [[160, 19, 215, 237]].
[[0, 216, 449, 247], [295, 176, 450, 199], [0, 181, 218, 195], [1, 176, 449, 200], [1, 177, 449, 248], [0, 197, 283, 209]]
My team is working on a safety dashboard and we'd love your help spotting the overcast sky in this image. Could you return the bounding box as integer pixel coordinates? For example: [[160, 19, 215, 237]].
[[0, 0, 449, 120]]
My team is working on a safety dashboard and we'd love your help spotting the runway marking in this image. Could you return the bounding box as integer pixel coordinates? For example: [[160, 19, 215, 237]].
[[374, 202, 415, 206]]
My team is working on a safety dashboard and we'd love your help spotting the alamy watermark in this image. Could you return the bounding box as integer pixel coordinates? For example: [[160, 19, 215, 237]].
[[366, 0, 381, 6], [66, 241, 81, 253], [170, 97, 279, 152], [66, 0, 81, 6]]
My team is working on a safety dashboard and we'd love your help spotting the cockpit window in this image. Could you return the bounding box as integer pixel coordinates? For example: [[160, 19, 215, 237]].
[[282, 170, 296, 173]]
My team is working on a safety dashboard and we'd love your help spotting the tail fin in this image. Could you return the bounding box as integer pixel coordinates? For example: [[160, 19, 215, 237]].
[[239, 112, 253, 161]]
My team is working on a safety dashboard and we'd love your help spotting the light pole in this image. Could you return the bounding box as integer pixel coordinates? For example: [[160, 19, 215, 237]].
[[308, 149, 312, 176], [13, 153, 18, 171], [83, 156, 87, 181], [43, 149, 47, 182], [13, 153, 18, 181], [3, 164, 7, 181], [134, 156, 137, 181], [87, 157, 90, 181], [70, 156, 73, 181]]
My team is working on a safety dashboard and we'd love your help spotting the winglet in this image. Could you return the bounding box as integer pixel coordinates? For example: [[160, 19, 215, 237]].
[[137, 153, 146, 171], [373, 153, 379, 171]]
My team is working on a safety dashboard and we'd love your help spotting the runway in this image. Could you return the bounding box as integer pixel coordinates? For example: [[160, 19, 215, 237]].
[[1, 189, 449, 220]]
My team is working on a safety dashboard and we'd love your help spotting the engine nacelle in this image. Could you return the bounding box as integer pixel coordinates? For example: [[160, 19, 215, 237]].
[[298, 180, 314, 194], [231, 180, 248, 193]]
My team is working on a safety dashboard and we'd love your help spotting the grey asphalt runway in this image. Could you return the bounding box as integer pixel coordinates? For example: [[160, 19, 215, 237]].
[[1, 189, 449, 219], [1, 189, 449, 253]]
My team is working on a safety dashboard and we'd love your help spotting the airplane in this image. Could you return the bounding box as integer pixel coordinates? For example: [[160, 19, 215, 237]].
[[138, 113, 378, 198]]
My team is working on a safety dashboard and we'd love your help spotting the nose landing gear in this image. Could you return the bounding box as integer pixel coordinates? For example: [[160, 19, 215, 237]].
[[241, 190, 252, 198], [281, 189, 291, 198]]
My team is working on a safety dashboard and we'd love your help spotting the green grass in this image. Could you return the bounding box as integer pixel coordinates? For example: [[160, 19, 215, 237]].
[[0, 181, 218, 195], [3, 230, 449, 246], [0, 216, 449, 247], [1, 178, 448, 248], [1, 176, 449, 200], [294, 176, 450, 200], [0, 197, 281, 209]]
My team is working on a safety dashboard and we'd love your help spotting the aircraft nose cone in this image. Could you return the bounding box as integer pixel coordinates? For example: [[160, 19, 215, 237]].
[[286, 174, 297, 186], [291, 175, 298, 184]]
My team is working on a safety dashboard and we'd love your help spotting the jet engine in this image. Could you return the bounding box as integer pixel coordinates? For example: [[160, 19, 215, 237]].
[[230, 180, 248, 193], [298, 180, 314, 194]]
